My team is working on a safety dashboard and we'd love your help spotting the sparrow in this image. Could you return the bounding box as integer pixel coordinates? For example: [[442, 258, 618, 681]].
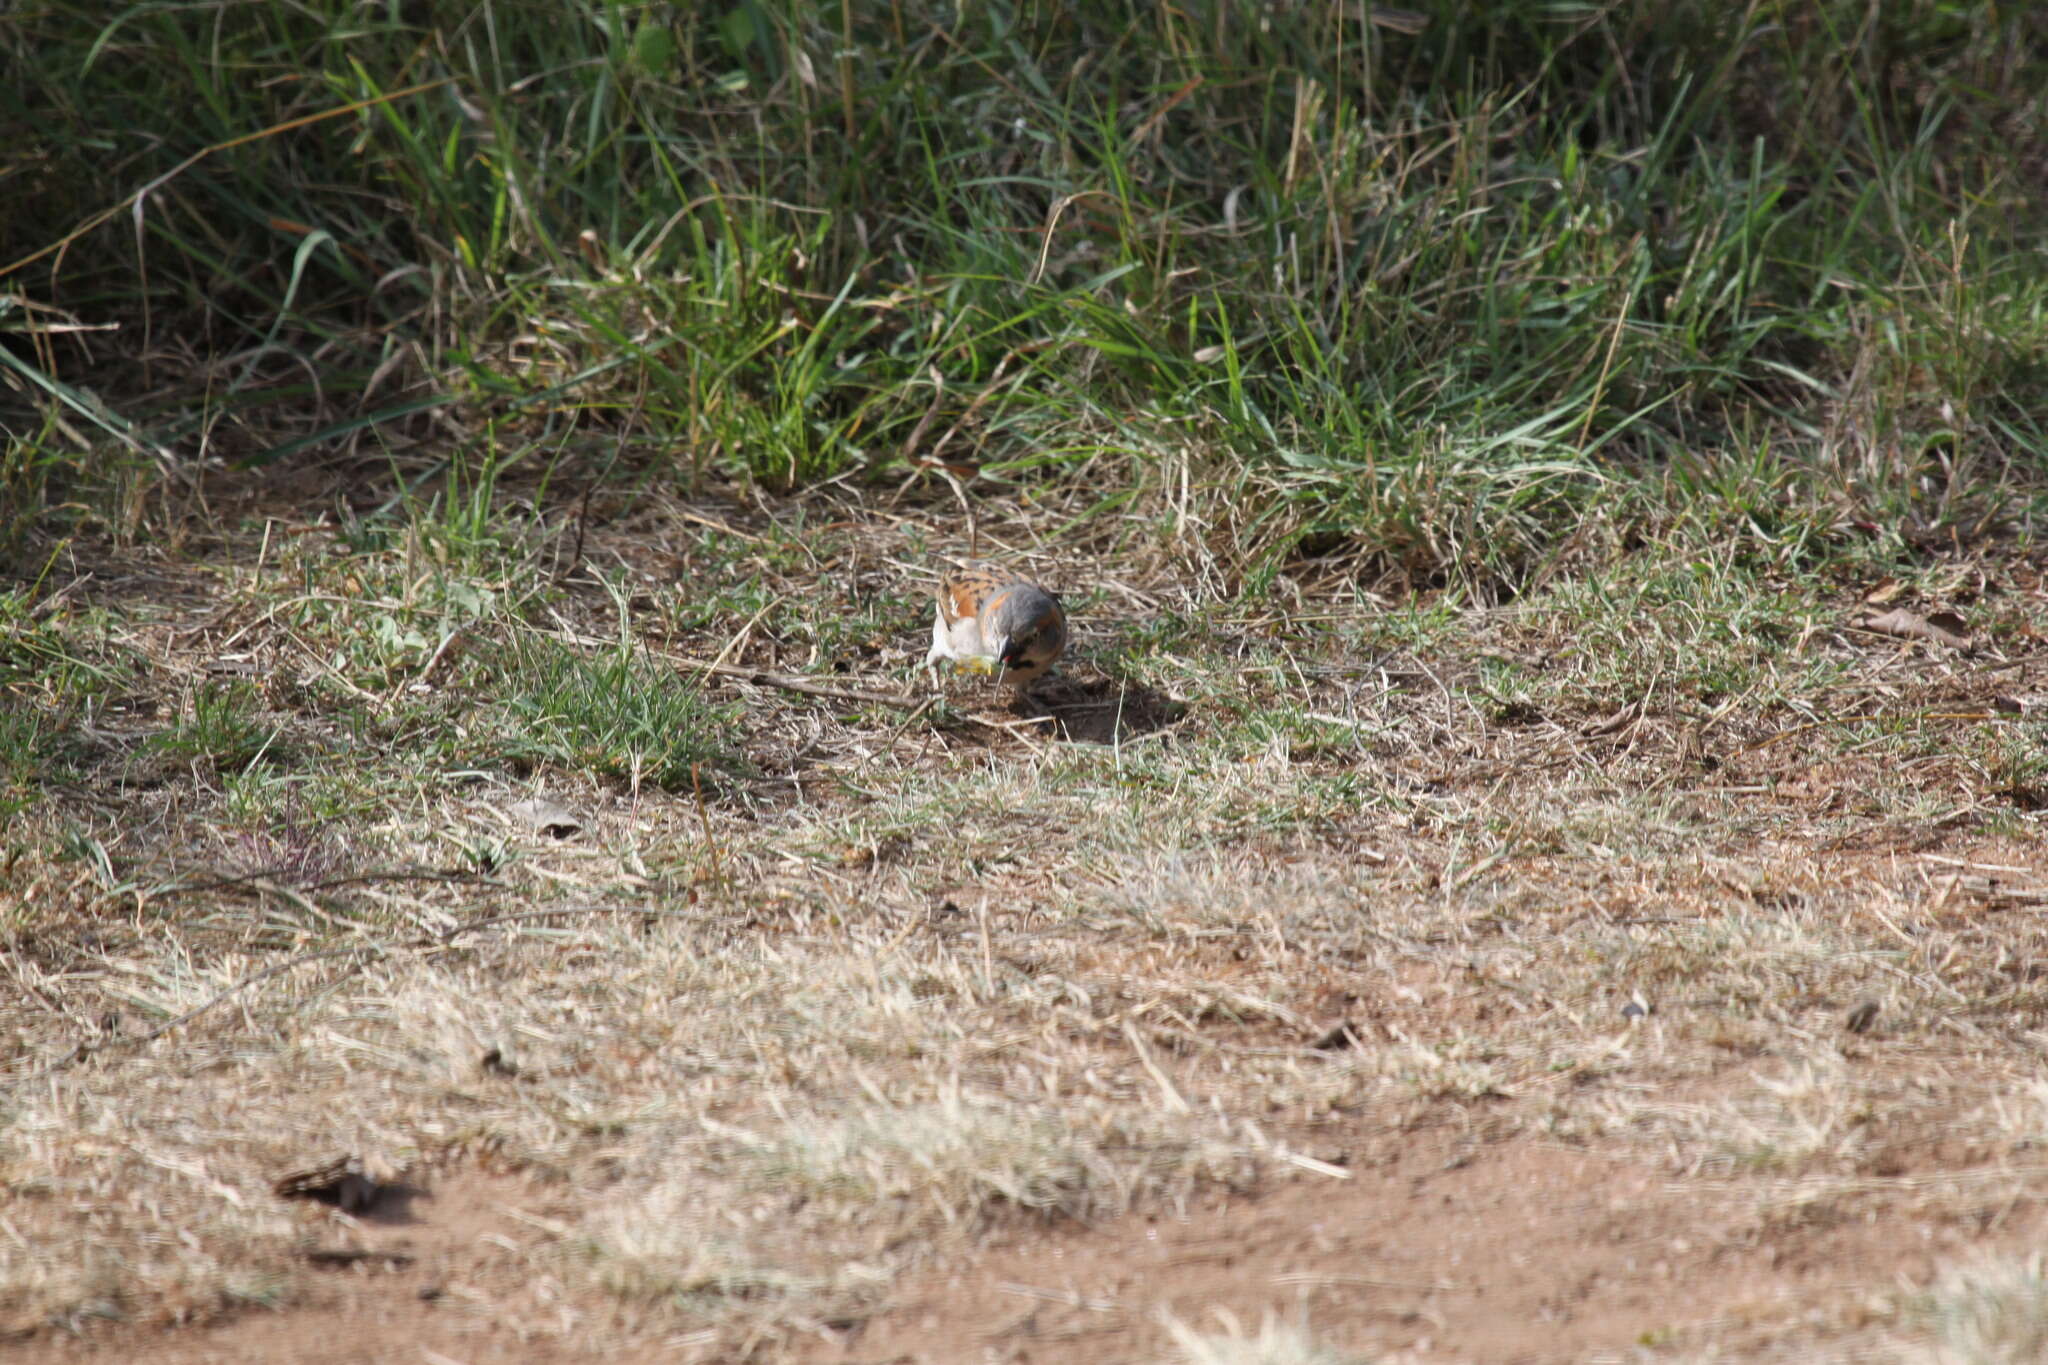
[[925, 565, 1068, 691]]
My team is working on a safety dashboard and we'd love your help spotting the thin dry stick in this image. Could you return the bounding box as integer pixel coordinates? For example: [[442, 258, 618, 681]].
[[926, 349, 1029, 459], [1028, 190, 1114, 286], [691, 761, 726, 890], [695, 595, 784, 678], [1735, 710, 2020, 756], [978, 899, 996, 998], [534, 622, 925, 707], [880, 695, 942, 749], [1122, 1018, 1192, 1113], [1129, 76, 1204, 146], [871, 909, 925, 966], [938, 463, 978, 558], [896, 364, 978, 553], [897, 362, 946, 457], [253, 879, 358, 934], [12, 946, 372, 1086], [684, 658, 924, 707], [1575, 236, 1645, 454]]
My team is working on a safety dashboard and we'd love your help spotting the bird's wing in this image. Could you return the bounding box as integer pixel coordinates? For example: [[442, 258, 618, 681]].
[[937, 567, 1003, 627]]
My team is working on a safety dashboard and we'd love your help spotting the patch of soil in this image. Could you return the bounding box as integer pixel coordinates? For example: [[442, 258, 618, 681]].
[[15, 1110, 2028, 1365], [807, 1126, 2035, 1364], [18, 1170, 635, 1365], [1029, 673, 1188, 745]]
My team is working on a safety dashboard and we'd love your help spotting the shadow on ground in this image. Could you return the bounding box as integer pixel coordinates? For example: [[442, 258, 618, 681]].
[[1028, 673, 1187, 744]]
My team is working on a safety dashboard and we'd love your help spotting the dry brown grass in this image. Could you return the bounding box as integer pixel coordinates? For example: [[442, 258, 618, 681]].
[[1902, 1253, 2048, 1363], [1161, 1310, 1365, 1365], [6, 483, 2048, 1360]]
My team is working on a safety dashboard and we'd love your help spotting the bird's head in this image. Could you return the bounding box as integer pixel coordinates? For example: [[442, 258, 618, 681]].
[[985, 588, 1068, 683]]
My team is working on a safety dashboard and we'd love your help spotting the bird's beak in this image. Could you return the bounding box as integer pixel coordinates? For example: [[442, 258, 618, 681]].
[[990, 634, 1013, 668]]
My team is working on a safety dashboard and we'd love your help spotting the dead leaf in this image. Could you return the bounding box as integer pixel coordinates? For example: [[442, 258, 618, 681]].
[[1583, 699, 1643, 738], [1854, 606, 1971, 649], [1924, 609, 1972, 640], [910, 453, 981, 481], [273, 1155, 388, 1213], [504, 797, 582, 837]]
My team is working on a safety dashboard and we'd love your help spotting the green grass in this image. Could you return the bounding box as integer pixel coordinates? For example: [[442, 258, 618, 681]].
[[148, 682, 280, 772], [0, 586, 131, 807], [5, 0, 2046, 586], [493, 635, 741, 791]]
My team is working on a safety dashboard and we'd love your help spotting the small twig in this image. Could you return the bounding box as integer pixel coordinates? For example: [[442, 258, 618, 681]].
[[419, 624, 467, 684], [303, 870, 493, 892], [978, 899, 996, 997], [112, 946, 376, 1072], [1122, 1018, 1191, 1113], [1576, 237, 1644, 454], [692, 762, 726, 891], [926, 348, 1030, 463], [560, 413, 630, 582], [996, 1282, 1120, 1312], [1734, 709, 2019, 756], [894, 364, 979, 553], [253, 879, 357, 934], [1129, 75, 1204, 146], [693, 596, 784, 679], [681, 657, 924, 708], [533, 622, 926, 708], [898, 362, 946, 459], [937, 462, 978, 558], [880, 694, 941, 749], [1029, 190, 1114, 286]]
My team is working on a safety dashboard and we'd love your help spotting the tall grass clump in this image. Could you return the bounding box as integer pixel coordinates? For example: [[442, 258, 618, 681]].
[[3, 1, 2045, 587]]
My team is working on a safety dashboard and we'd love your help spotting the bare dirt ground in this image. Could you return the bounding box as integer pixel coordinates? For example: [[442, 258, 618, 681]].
[[8, 486, 2048, 1363], [33, 1096, 2039, 1365]]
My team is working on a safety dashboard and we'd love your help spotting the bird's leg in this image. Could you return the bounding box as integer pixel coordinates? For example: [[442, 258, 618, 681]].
[[924, 606, 951, 693]]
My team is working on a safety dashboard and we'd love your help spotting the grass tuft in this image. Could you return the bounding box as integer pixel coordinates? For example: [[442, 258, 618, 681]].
[[492, 637, 741, 791], [1161, 1312, 1366, 1365], [1907, 1255, 2048, 1365]]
